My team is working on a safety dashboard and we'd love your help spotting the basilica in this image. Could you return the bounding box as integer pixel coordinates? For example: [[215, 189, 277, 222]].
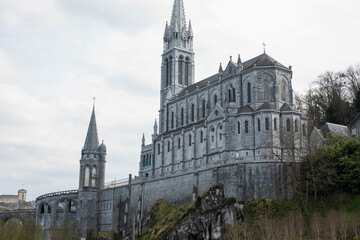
[[36, 0, 307, 238], [139, 0, 307, 178]]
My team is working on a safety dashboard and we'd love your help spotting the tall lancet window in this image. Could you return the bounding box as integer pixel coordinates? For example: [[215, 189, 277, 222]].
[[191, 104, 195, 122], [185, 57, 190, 86], [281, 82, 286, 101], [202, 100, 206, 118], [247, 82, 251, 104], [232, 87, 236, 103], [91, 167, 97, 187], [165, 58, 169, 87], [178, 56, 183, 84], [181, 108, 184, 126], [171, 111, 174, 129], [168, 57, 173, 86], [84, 166, 90, 187]]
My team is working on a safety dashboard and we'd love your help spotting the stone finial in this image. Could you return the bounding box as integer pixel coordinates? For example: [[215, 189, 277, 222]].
[[219, 63, 223, 73], [142, 133, 145, 146]]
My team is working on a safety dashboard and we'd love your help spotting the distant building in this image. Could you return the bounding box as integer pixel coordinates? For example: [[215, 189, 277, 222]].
[[0, 189, 27, 204], [348, 113, 360, 137]]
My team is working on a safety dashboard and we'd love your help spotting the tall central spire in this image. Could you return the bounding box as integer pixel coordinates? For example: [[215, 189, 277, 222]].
[[170, 0, 187, 33], [83, 106, 99, 152]]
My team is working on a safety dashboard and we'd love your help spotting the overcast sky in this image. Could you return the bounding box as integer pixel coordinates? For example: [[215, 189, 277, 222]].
[[1, 0, 359, 201]]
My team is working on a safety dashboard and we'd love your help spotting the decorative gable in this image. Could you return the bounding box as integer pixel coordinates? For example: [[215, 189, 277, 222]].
[[206, 104, 224, 122], [222, 60, 238, 78]]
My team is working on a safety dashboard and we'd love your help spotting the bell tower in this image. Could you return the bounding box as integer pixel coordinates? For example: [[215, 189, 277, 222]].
[[77, 104, 106, 238], [159, 0, 195, 133]]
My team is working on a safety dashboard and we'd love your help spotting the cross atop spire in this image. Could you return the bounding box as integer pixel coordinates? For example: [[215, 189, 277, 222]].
[[170, 0, 187, 33], [262, 41, 266, 53]]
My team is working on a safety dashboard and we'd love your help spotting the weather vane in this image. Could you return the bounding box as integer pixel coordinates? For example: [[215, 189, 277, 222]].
[[262, 41, 266, 53]]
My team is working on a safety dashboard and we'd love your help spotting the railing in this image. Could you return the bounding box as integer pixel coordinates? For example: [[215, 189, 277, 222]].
[[102, 178, 129, 189], [36, 190, 79, 201]]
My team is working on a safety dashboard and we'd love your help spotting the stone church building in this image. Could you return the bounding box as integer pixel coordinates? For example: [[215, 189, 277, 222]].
[[35, 0, 307, 238]]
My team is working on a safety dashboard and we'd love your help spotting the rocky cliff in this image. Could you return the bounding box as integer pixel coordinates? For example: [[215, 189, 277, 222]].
[[136, 185, 243, 240]]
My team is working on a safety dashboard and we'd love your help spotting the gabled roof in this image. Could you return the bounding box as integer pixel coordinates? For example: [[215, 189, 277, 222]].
[[239, 105, 254, 113], [242, 53, 288, 70], [280, 103, 293, 111], [83, 106, 99, 152], [321, 122, 350, 138], [257, 102, 276, 111]]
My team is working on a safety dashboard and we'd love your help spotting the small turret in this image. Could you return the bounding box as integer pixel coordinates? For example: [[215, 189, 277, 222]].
[[188, 20, 193, 38], [142, 133, 145, 146]]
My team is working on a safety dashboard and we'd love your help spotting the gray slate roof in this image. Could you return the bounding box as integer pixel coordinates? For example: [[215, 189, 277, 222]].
[[257, 102, 276, 111], [176, 53, 288, 99], [83, 106, 99, 151], [321, 122, 350, 138]]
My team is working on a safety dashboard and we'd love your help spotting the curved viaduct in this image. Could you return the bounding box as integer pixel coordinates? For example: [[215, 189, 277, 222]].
[[35, 190, 79, 232]]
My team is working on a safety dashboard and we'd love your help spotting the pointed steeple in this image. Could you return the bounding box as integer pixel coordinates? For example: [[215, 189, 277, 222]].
[[83, 106, 99, 152], [170, 0, 187, 33]]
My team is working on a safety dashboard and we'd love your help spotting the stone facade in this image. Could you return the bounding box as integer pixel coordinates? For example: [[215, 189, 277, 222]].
[[35, 0, 307, 239], [0, 189, 27, 204]]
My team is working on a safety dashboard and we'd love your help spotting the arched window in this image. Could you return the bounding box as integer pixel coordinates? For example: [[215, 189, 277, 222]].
[[238, 121, 241, 134], [178, 56, 183, 84], [232, 87, 236, 103], [247, 82, 251, 103], [200, 130, 204, 143], [143, 155, 146, 167], [91, 167, 97, 187], [171, 111, 174, 129], [157, 144, 160, 155], [84, 166, 90, 187], [149, 153, 151, 166], [185, 57, 190, 86], [189, 134, 192, 146], [202, 100, 206, 118], [178, 137, 181, 149], [191, 104, 195, 122], [286, 119, 291, 132], [228, 89, 232, 102], [274, 118, 277, 131], [181, 108, 184, 126], [214, 95, 217, 105], [47, 205, 52, 214], [295, 119, 298, 132], [245, 120, 249, 133], [168, 141, 170, 152], [168, 57, 173, 86], [281, 82, 286, 101], [165, 58, 169, 87], [258, 119, 261, 132], [265, 118, 269, 131], [219, 133, 222, 141]]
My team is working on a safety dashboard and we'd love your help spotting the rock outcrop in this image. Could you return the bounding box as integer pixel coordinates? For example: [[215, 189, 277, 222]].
[[136, 185, 243, 240]]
